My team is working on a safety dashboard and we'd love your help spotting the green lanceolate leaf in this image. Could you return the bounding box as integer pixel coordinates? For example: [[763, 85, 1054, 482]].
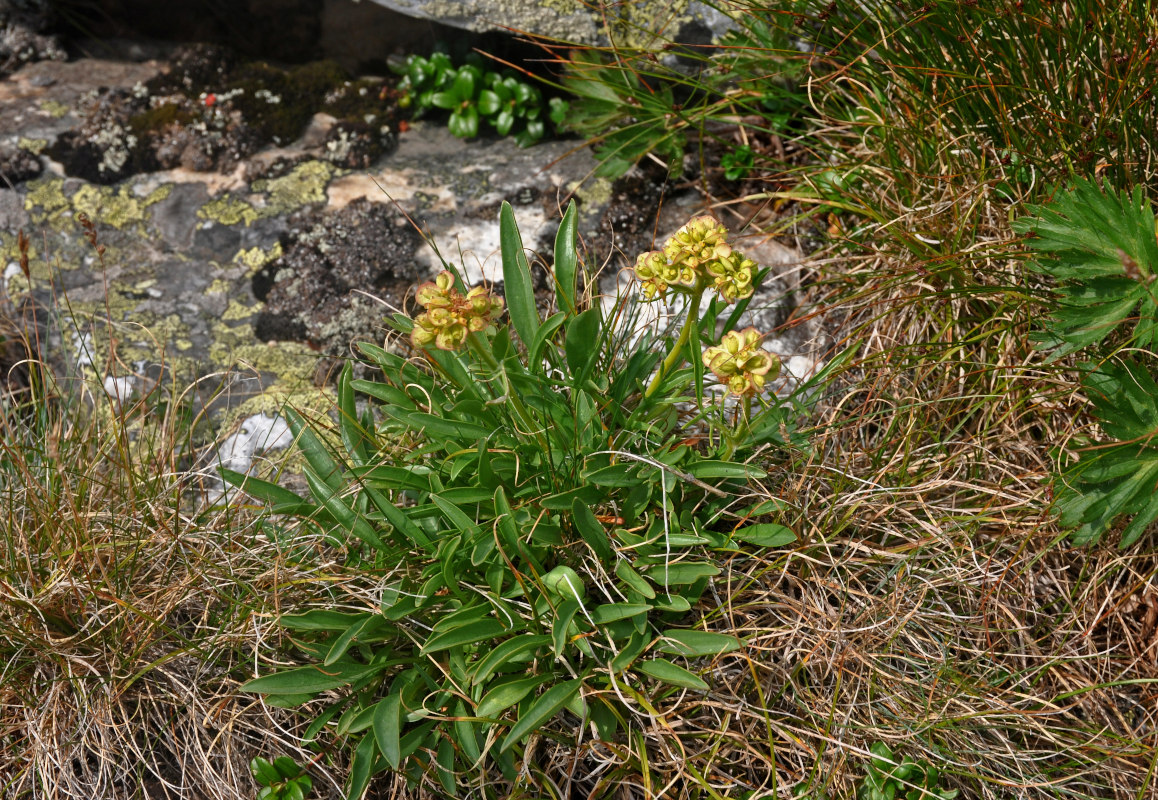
[[476, 673, 552, 718], [730, 523, 797, 548], [219, 468, 307, 508], [565, 307, 603, 382], [685, 460, 767, 480], [572, 498, 614, 562], [636, 658, 709, 690], [645, 562, 720, 585], [373, 693, 403, 769], [285, 408, 342, 493], [347, 731, 377, 800], [554, 200, 579, 314], [242, 661, 381, 695], [499, 201, 540, 346], [591, 603, 652, 623], [500, 679, 582, 752], [338, 363, 371, 467], [615, 560, 655, 599], [302, 465, 385, 551], [656, 629, 744, 657], [420, 618, 508, 654], [279, 609, 372, 631], [472, 634, 550, 686]]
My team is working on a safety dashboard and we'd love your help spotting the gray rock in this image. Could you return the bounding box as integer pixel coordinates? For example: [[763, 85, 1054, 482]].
[[363, 0, 735, 46]]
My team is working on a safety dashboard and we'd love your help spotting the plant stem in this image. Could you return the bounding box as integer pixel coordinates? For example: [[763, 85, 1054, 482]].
[[645, 285, 705, 398]]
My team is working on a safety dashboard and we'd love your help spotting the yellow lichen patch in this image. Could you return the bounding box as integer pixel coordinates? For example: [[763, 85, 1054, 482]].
[[263, 160, 334, 217], [198, 195, 260, 227], [222, 299, 257, 321], [233, 242, 284, 273], [70, 183, 173, 230], [38, 99, 70, 118], [17, 137, 48, 154], [205, 278, 233, 295], [24, 177, 72, 224]]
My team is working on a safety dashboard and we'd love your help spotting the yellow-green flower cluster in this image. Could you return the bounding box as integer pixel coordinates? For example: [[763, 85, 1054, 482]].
[[411, 270, 504, 350], [701, 327, 780, 396], [632, 216, 757, 303], [704, 250, 758, 303]]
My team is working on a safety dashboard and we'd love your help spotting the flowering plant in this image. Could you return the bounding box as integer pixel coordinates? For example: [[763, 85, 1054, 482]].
[[232, 204, 803, 798]]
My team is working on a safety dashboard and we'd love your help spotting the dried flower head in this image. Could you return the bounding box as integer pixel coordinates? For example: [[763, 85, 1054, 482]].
[[412, 271, 504, 350], [701, 327, 780, 396]]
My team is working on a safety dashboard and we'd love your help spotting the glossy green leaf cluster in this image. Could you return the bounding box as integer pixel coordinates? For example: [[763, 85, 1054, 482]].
[[393, 51, 562, 146], [251, 756, 313, 800], [856, 742, 958, 800], [233, 203, 802, 797]]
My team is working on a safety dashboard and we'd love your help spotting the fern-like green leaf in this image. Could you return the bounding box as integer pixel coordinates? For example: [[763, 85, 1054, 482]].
[[1013, 178, 1158, 358], [1055, 360, 1158, 548]]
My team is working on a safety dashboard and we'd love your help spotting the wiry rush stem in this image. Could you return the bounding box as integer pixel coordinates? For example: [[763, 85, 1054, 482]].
[[645, 284, 705, 398]]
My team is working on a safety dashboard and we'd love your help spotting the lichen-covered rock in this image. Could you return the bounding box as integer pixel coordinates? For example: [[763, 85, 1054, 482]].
[[253, 198, 423, 354], [364, 0, 735, 47], [0, 141, 41, 183], [0, 0, 65, 76], [44, 44, 404, 185]]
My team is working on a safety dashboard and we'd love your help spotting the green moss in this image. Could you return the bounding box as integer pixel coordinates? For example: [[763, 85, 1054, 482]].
[[128, 103, 197, 136]]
